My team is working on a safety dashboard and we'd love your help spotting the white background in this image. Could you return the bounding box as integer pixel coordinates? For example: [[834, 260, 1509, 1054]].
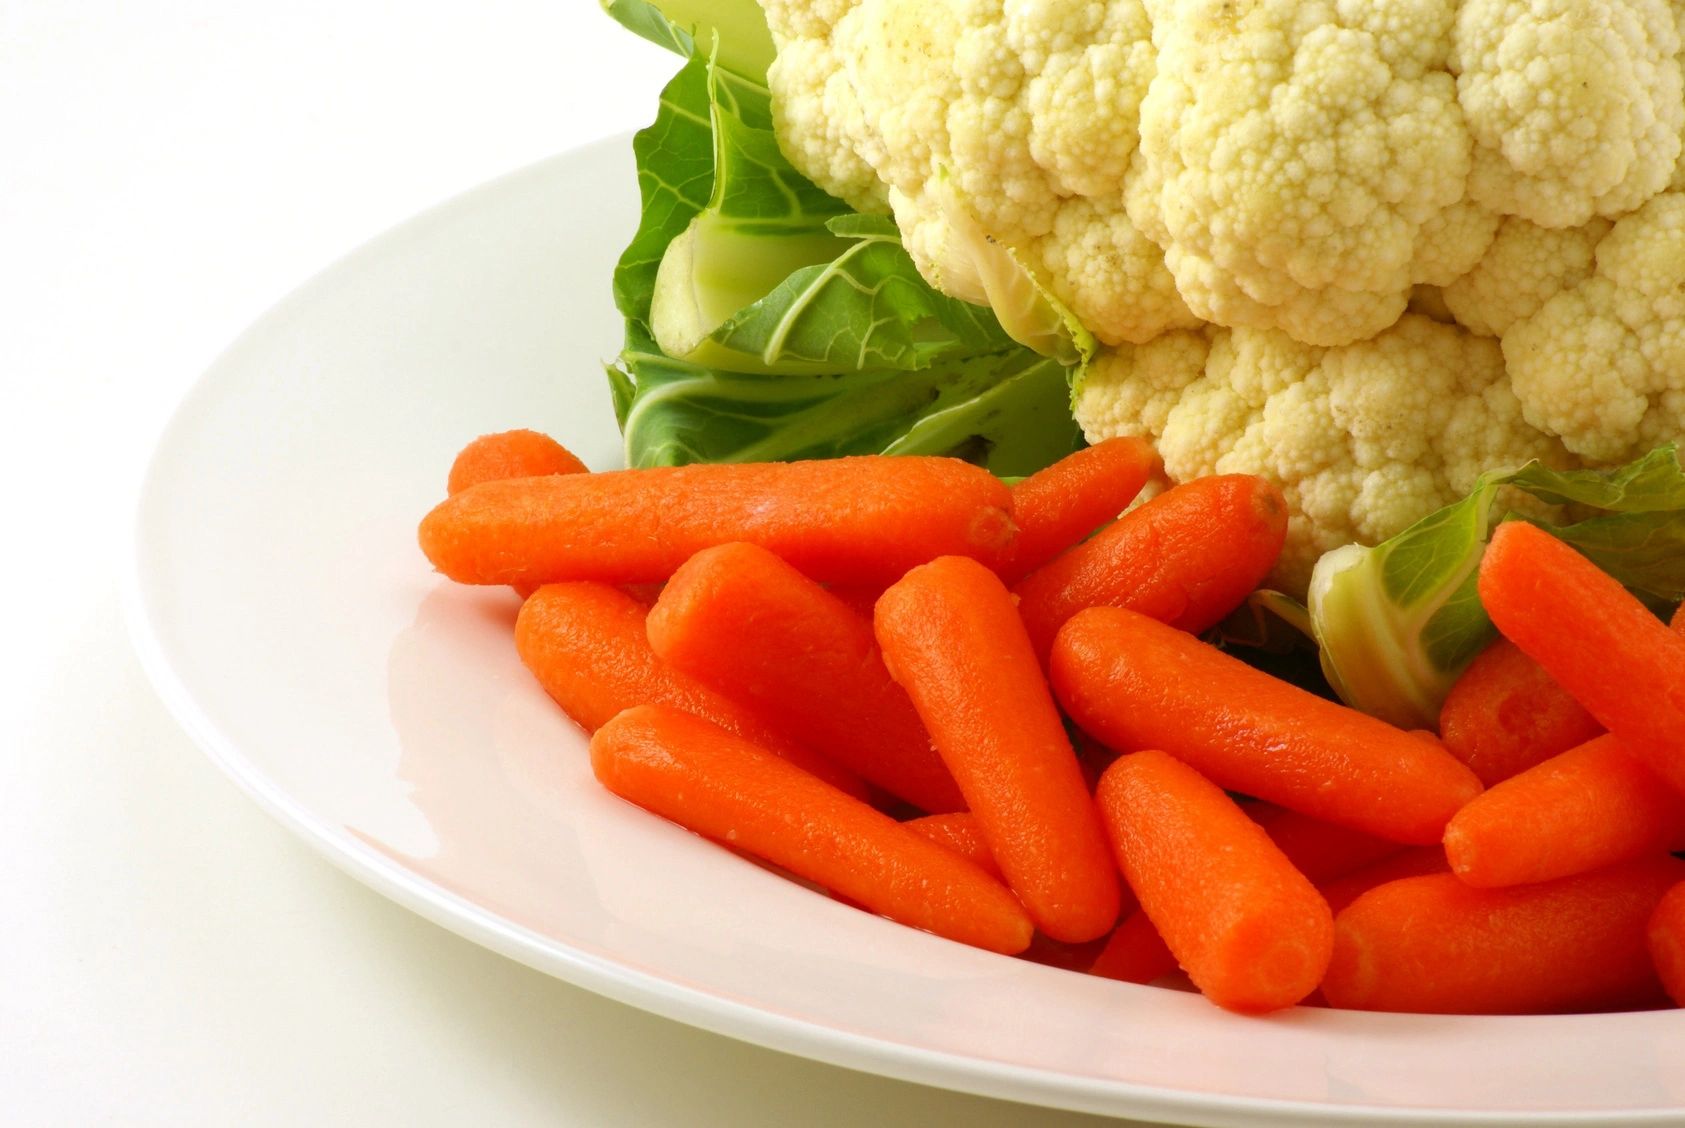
[[1, 4, 1150, 1124]]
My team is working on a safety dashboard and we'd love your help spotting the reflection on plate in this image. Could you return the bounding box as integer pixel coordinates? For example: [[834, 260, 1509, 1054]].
[[124, 136, 1685, 1127]]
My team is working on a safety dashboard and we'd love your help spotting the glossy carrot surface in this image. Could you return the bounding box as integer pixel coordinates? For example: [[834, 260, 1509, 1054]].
[[1444, 733, 1685, 887], [647, 542, 962, 812], [1479, 521, 1685, 796], [1324, 860, 1685, 1014], [1097, 750, 1333, 1013], [1438, 639, 1603, 786], [421, 455, 1016, 587], [515, 582, 864, 797], [446, 429, 587, 495], [591, 706, 1033, 954], [1052, 607, 1482, 843], [997, 437, 1157, 582], [876, 556, 1121, 943], [1013, 474, 1286, 663]]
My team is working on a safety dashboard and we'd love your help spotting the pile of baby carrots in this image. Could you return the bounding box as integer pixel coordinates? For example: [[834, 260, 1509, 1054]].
[[419, 429, 1685, 1016]]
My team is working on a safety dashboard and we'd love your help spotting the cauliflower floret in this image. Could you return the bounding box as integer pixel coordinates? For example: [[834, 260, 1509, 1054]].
[[1442, 215, 1613, 337], [1505, 192, 1685, 462], [1032, 197, 1201, 346], [1453, 0, 1684, 228], [766, 0, 1199, 345], [1074, 329, 1213, 443], [1128, 0, 1492, 347], [767, 34, 889, 213], [1079, 315, 1567, 591]]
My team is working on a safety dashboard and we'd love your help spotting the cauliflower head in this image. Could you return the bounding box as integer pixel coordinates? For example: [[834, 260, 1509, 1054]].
[[1076, 316, 1565, 590], [1505, 191, 1685, 463], [759, 0, 1685, 588]]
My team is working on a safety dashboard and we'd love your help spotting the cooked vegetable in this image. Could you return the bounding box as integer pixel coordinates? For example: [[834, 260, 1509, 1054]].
[[602, 0, 1085, 476], [419, 455, 1014, 587], [1051, 607, 1483, 844], [1479, 520, 1685, 795], [590, 705, 1035, 954], [516, 582, 866, 795], [1322, 861, 1685, 1015], [1096, 750, 1333, 1014], [1013, 474, 1287, 664], [1305, 443, 1685, 730], [646, 541, 963, 812], [996, 436, 1157, 582], [875, 556, 1121, 943], [1437, 639, 1603, 786], [1444, 734, 1685, 888]]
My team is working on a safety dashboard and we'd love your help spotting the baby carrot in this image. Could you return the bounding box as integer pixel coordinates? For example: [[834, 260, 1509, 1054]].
[[645, 543, 963, 814], [1097, 750, 1333, 1013], [824, 585, 886, 622], [1479, 521, 1685, 796], [590, 705, 1034, 955], [1013, 474, 1287, 663], [420, 455, 1016, 588], [1246, 805, 1404, 884], [1318, 846, 1449, 916], [1322, 859, 1685, 1014], [996, 437, 1158, 582], [515, 583, 866, 798], [1089, 911, 1178, 986], [445, 429, 588, 495], [1052, 607, 1483, 843], [903, 813, 1003, 881], [875, 556, 1121, 943], [1443, 733, 1685, 887], [1438, 639, 1603, 786], [1650, 881, 1685, 1007]]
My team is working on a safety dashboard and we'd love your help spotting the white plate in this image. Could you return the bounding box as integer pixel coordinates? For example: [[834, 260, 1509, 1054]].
[[124, 135, 1685, 1127]]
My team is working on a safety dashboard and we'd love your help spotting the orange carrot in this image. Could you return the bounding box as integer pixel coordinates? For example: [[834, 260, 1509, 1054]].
[[875, 556, 1121, 943], [824, 584, 886, 622], [902, 811, 1148, 920], [1096, 750, 1333, 1013], [1322, 859, 1685, 1014], [1089, 911, 1178, 986], [446, 429, 588, 495], [443, 430, 589, 600], [645, 543, 963, 814], [1052, 607, 1483, 844], [590, 705, 1034, 955], [1318, 846, 1449, 916], [1443, 733, 1685, 887], [1650, 880, 1685, 1007], [514, 582, 866, 798], [1438, 638, 1603, 786], [420, 455, 1016, 588], [997, 438, 1158, 582], [903, 813, 1003, 882], [1246, 805, 1404, 884], [1479, 521, 1685, 796], [1013, 475, 1287, 663]]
